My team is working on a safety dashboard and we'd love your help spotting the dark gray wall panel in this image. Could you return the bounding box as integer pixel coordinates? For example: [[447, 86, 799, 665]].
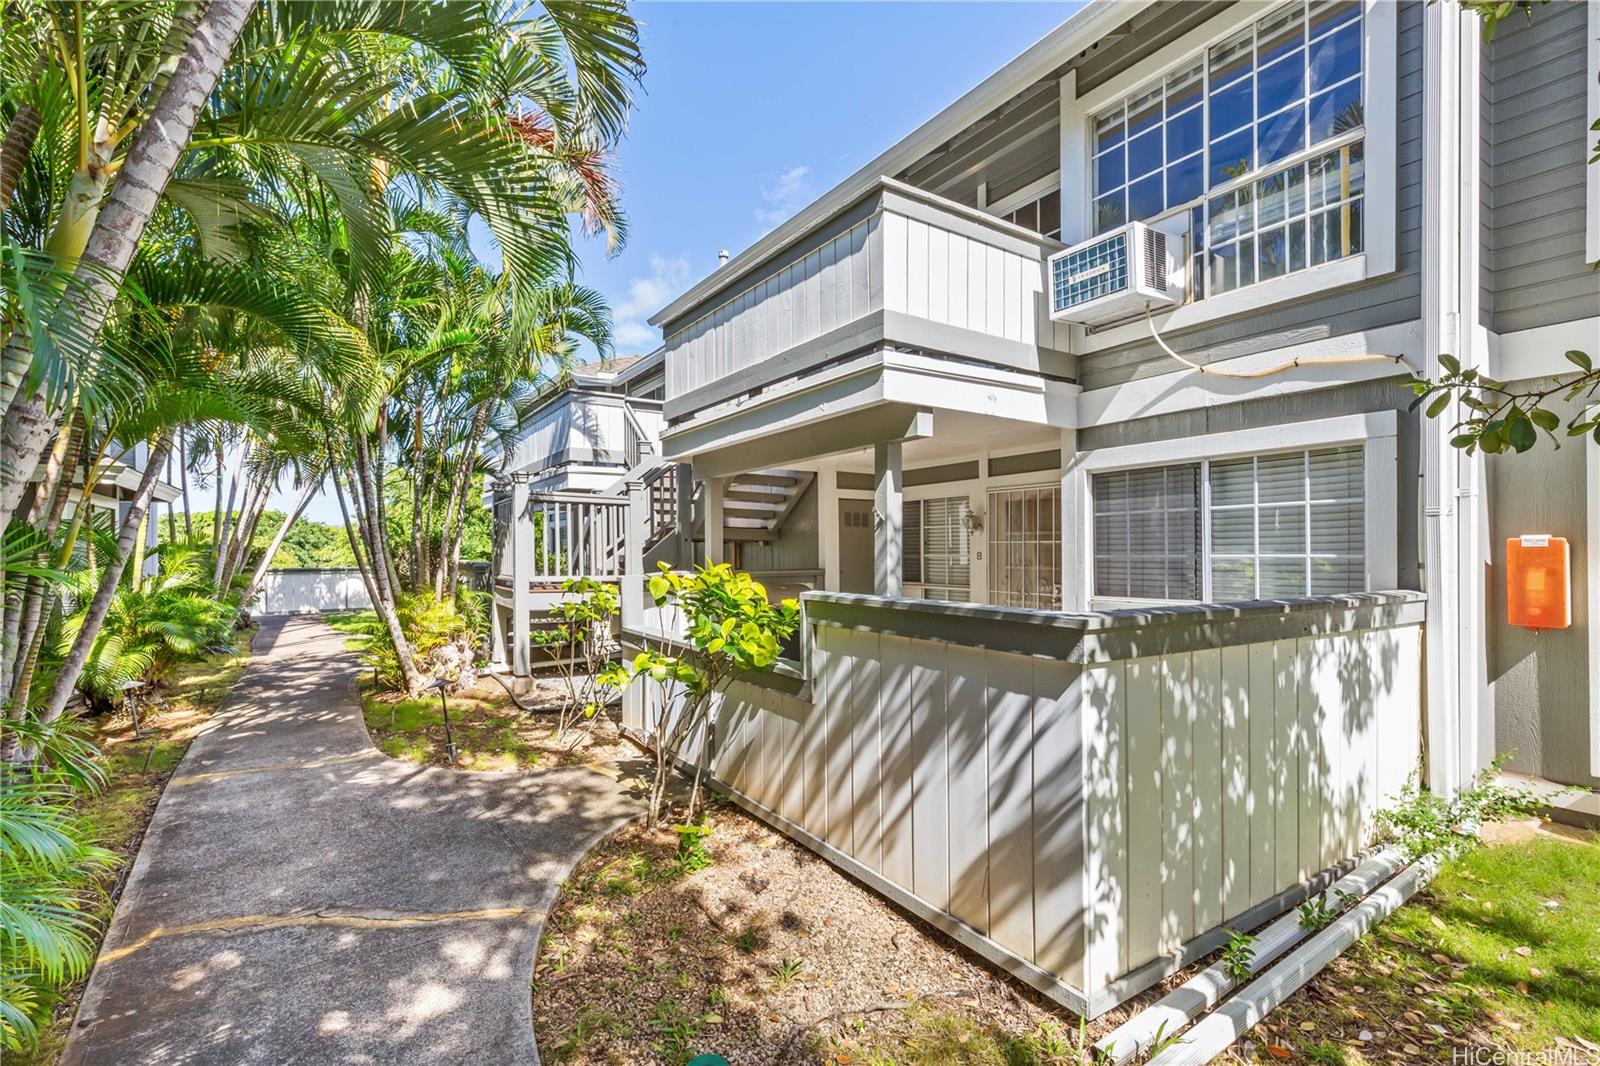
[[1486, 380, 1600, 790], [738, 478, 821, 573], [1482, 0, 1600, 334]]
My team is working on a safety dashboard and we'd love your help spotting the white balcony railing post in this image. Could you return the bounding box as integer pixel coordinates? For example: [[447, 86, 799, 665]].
[[510, 478, 532, 676], [622, 479, 647, 630]]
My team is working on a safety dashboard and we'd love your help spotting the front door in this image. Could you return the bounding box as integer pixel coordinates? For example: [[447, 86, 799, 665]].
[[838, 498, 873, 594]]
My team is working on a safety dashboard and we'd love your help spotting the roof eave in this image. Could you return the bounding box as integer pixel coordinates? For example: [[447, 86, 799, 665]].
[[648, 0, 1145, 330]]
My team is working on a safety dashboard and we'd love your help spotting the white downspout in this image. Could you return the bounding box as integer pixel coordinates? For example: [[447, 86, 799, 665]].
[[1454, 8, 1490, 785], [1421, 2, 1468, 796]]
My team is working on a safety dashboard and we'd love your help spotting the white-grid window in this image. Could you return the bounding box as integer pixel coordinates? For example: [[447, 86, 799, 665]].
[[1090, 0, 1365, 299], [988, 485, 1062, 609], [1092, 465, 1202, 600], [1091, 446, 1364, 603], [1210, 447, 1364, 598], [904, 496, 972, 602]]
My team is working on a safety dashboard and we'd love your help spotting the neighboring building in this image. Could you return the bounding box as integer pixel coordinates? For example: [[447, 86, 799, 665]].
[[39, 438, 182, 577], [491, 0, 1600, 1019], [488, 349, 666, 495]]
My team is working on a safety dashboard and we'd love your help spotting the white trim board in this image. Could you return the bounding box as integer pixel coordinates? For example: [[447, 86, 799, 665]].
[[1076, 320, 1423, 427], [1587, 0, 1599, 265], [1491, 318, 1600, 383], [1588, 410, 1600, 780]]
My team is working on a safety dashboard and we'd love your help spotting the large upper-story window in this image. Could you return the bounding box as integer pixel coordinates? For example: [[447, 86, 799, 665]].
[[1090, 0, 1365, 300]]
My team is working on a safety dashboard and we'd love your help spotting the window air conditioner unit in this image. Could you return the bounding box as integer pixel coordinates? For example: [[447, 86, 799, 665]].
[[1048, 220, 1183, 327]]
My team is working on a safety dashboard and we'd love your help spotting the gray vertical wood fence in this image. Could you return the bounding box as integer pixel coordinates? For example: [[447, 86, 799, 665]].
[[622, 591, 1425, 1017]]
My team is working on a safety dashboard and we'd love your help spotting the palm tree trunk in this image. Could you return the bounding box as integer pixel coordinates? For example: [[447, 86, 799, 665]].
[[0, 103, 42, 211], [244, 476, 318, 606], [38, 433, 174, 729], [6, 416, 85, 710], [179, 431, 193, 540], [439, 399, 492, 598], [330, 460, 381, 612], [0, 0, 254, 532], [213, 439, 250, 588], [354, 434, 421, 692], [218, 471, 261, 591], [411, 397, 427, 591], [211, 438, 224, 547]]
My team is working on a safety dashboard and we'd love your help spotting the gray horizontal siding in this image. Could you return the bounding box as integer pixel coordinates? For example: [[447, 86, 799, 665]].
[[1482, 0, 1599, 334], [1077, 0, 1426, 393]]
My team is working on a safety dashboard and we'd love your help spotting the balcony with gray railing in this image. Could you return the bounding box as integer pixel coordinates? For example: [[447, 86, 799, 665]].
[[655, 177, 1074, 425]]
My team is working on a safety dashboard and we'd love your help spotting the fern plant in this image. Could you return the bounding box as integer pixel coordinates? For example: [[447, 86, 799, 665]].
[[54, 542, 236, 710], [0, 719, 116, 1052]]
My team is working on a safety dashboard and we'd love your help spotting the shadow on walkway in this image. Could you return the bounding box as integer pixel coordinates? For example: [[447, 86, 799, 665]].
[[63, 616, 642, 1066]]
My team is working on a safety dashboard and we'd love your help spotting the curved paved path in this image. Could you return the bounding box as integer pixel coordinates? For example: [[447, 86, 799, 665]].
[[64, 616, 640, 1066]]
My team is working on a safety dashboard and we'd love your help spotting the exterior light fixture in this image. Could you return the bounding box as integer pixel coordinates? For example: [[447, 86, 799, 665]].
[[427, 677, 459, 763], [117, 678, 148, 738]]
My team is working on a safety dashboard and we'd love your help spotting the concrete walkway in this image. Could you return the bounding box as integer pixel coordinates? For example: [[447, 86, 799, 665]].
[[64, 617, 640, 1065]]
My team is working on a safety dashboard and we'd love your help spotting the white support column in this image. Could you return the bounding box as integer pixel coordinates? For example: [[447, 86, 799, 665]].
[[874, 441, 903, 597], [622, 479, 647, 630], [1060, 428, 1088, 613], [675, 462, 694, 565], [704, 476, 725, 565], [510, 478, 532, 677]]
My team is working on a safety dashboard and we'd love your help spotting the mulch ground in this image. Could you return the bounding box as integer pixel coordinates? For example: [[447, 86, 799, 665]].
[[530, 801, 1185, 1066]]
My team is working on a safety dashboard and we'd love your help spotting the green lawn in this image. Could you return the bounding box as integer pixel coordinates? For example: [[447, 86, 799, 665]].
[[1227, 825, 1600, 1064], [323, 609, 379, 653]]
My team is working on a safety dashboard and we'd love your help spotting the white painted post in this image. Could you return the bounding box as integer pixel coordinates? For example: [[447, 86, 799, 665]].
[[623, 479, 647, 630], [511, 478, 532, 676], [675, 462, 694, 563], [704, 476, 726, 566], [874, 440, 902, 597]]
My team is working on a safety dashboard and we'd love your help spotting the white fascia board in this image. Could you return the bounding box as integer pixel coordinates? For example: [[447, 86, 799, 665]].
[[880, 352, 1079, 427], [648, 0, 1147, 329], [1490, 318, 1600, 383], [613, 347, 666, 386], [662, 349, 1077, 459], [1077, 320, 1423, 427]]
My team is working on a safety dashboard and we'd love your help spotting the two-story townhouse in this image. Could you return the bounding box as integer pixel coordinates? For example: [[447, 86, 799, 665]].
[[491, 0, 1600, 1018]]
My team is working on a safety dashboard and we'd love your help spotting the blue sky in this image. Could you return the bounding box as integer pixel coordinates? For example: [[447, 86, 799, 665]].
[[280, 1, 1078, 524], [554, 1, 1078, 362]]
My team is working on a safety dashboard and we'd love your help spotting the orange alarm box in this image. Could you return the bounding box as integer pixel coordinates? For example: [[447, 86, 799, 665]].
[[1506, 535, 1571, 630]]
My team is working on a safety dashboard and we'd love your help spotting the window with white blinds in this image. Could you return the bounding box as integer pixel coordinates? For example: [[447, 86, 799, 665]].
[[1092, 465, 1202, 600], [904, 495, 972, 602], [1210, 446, 1364, 598], [1091, 445, 1365, 603]]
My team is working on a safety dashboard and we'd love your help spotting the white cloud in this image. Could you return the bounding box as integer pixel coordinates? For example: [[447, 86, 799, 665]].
[[755, 165, 812, 228], [608, 254, 691, 355]]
